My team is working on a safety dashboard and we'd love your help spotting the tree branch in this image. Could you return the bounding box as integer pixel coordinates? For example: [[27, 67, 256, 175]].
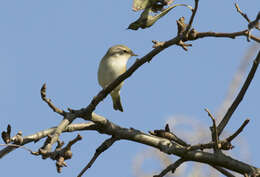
[[190, 30, 260, 43], [185, 0, 199, 32], [234, 3, 260, 31], [235, 3, 251, 23], [210, 165, 236, 177], [226, 119, 250, 142], [154, 158, 187, 177], [1, 111, 260, 176], [217, 51, 260, 136], [0, 122, 97, 158], [41, 83, 65, 116], [205, 108, 220, 152], [78, 136, 119, 177]]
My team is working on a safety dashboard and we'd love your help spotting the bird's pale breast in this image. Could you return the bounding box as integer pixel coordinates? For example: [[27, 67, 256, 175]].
[[98, 55, 128, 90]]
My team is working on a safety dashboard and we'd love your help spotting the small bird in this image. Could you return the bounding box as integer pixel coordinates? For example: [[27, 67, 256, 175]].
[[98, 45, 137, 112]]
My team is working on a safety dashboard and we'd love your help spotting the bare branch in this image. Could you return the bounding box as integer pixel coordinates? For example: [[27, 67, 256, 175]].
[[152, 40, 165, 48], [149, 124, 189, 147], [41, 83, 65, 116], [248, 11, 260, 30], [11, 131, 23, 145], [235, 3, 260, 31], [235, 3, 251, 23], [190, 30, 260, 43], [1, 111, 260, 175], [205, 108, 220, 152], [226, 119, 250, 142], [177, 16, 187, 35], [249, 35, 260, 43], [1, 124, 11, 144], [40, 115, 76, 154], [78, 136, 119, 177], [0, 143, 35, 154], [40, 84, 81, 155], [210, 165, 236, 177], [65, 134, 82, 150], [68, 114, 260, 176], [187, 140, 233, 151], [154, 158, 187, 177], [217, 51, 260, 136], [185, 0, 199, 32], [55, 134, 82, 173], [0, 122, 97, 158], [177, 40, 192, 51], [215, 44, 259, 120]]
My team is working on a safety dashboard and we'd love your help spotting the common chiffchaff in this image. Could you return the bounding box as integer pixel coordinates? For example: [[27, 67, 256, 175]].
[[98, 45, 137, 112]]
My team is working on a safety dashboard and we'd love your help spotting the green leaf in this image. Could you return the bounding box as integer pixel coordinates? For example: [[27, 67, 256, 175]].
[[128, 4, 193, 30]]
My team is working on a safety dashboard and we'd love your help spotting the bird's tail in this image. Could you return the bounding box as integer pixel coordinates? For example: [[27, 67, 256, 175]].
[[111, 91, 123, 112]]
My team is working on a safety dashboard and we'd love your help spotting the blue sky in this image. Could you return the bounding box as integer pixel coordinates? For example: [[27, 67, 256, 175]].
[[0, 0, 259, 176]]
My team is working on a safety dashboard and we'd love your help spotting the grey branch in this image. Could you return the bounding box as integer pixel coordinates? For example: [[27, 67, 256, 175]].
[[41, 83, 64, 116], [234, 3, 260, 31], [0, 122, 97, 158], [217, 51, 260, 136], [185, 0, 199, 33], [205, 108, 220, 152], [226, 119, 250, 142], [190, 30, 260, 43], [154, 158, 187, 177], [77, 136, 119, 177], [210, 165, 236, 177], [1, 111, 260, 175]]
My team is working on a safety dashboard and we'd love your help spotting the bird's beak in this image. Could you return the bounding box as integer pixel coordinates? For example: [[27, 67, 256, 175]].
[[130, 51, 138, 56]]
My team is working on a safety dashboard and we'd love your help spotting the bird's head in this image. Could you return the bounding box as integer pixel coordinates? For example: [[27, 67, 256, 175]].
[[106, 45, 137, 58]]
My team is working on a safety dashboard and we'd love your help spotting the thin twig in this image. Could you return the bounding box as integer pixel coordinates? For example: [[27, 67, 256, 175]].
[[154, 158, 187, 177], [1, 124, 11, 144], [205, 108, 220, 152], [248, 11, 260, 30], [185, 0, 199, 32], [40, 84, 78, 155], [149, 124, 189, 147], [235, 3, 250, 23], [0, 143, 35, 154], [152, 40, 165, 48], [186, 140, 233, 151], [210, 165, 236, 177], [55, 134, 82, 173], [217, 51, 260, 136], [235, 3, 260, 31], [65, 134, 82, 150], [0, 122, 97, 159], [41, 83, 65, 116], [215, 44, 259, 121], [40, 115, 76, 154], [226, 119, 250, 142], [193, 30, 260, 43], [177, 40, 192, 51], [77, 136, 119, 177]]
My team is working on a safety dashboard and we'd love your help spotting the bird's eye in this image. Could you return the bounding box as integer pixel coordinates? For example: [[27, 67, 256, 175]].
[[119, 50, 128, 55]]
